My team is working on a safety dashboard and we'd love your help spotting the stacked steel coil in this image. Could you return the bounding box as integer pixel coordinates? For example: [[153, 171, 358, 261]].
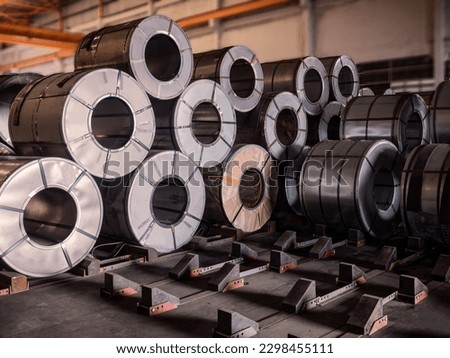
[[299, 140, 403, 239], [341, 94, 430, 157], [0, 73, 42, 148], [0, 157, 103, 277], [1, 14, 450, 279], [401, 144, 450, 247]]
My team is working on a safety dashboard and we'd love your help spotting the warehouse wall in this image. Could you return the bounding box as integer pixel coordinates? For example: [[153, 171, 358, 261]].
[[0, 0, 438, 75], [314, 0, 434, 62]]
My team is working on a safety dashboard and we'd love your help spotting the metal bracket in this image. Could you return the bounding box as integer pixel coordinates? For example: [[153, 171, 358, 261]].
[[212, 308, 259, 338], [137, 286, 180, 316], [314, 224, 327, 237], [256, 220, 277, 234], [308, 236, 345, 259], [231, 242, 258, 260], [207, 261, 269, 292], [0, 271, 29, 295], [208, 263, 241, 292], [407, 236, 424, 252], [72, 244, 157, 277], [289, 268, 367, 313], [169, 253, 244, 280], [398, 275, 428, 304], [347, 294, 387, 336], [347, 229, 366, 247], [374, 246, 398, 271], [273, 230, 297, 251], [282, 278, 317, 313], [222, 278, 245, 292], [432, 254, 450, 282], [208, 226, 244, 241], [303, 280, 362, 311], [270, 250, 297, 273], [100, 272, 141, 299], [169, 253, 200, 280], [338, 262, 366, 285], [190, 235, 234, 251]]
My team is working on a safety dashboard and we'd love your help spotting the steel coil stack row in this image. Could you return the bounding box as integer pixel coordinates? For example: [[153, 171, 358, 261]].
[[0, 14, 449, 278]]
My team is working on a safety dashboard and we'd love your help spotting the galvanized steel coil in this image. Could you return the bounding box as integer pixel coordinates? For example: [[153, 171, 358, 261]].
[[0, 157, 103, 277], [203, 144, 278, 233], [307, 101, 344, 145], [9, 69, 155, 179], [358, 87, 375, 96], [300, 140, 403, 239], [318, 101, 345, 141], [152, 79, 236, 168], [430, 81, 450, 143], [75, 15, 193, 100], [193, 45, 264, 113], [401, 144, 450, 246], [341, 94, 430, 157], [262, 56, 330, 115], [320, 55, 359, 104], [236, 91, 308, 161], [278, 146, 311, 215], [102, 150, 205, 253], [0, 73, 42, 146]]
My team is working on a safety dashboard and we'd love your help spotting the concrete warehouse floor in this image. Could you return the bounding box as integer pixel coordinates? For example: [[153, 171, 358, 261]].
[[0, 231, 449, 338]]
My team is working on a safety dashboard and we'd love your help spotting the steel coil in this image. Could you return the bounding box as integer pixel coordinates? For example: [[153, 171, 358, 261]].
[[203, 144, 278, 232], [300, 140, 402, 239], [75, 15, 193, 100], [193, 46, 263, 113], [318, 101, 345, 141], [152, 79, 236, 168], [262, 56, 329, 115], [401, 144, 450, 246], [307, 101, 344, 145], [320, 55, 359, 104], [0, 73, 42, 146], [358, 87, 375, 96], [9, 69, 155, 179], [341, 94, 430, 157], [236, 91, 308, 161], [277, 146, 311, 215], [102, 150, 205, 253], [0, 157, 103, 277], [430, 81, 450, 143]]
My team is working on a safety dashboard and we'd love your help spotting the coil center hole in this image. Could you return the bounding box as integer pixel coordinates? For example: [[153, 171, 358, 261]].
[[327, 115, 341, 140], [24, 188, 77, 246], [276, 109, 298, 146], [338, 66, 354, 97], [192, 102, 221, 145], [230, 59, 255, 98], [239, 168, 265, 209], [145, 34, 181, 81], [373, 169, 395, 211], [406, 112, 423, 152], [304, 68, 323, 103], [152, 177, 188, 226], [91, 97, 134, 150]]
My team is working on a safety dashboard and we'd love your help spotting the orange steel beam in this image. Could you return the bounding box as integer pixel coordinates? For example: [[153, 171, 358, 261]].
[[178, 0, 294, 28], [0, 33, 78, 49], [0, 0, 295, 72], [0, 22, 83, 44]]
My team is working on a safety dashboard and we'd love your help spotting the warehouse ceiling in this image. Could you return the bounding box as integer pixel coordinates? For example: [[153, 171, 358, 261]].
[[0, 0, 294, 72], [0, 0, 60, 24]]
